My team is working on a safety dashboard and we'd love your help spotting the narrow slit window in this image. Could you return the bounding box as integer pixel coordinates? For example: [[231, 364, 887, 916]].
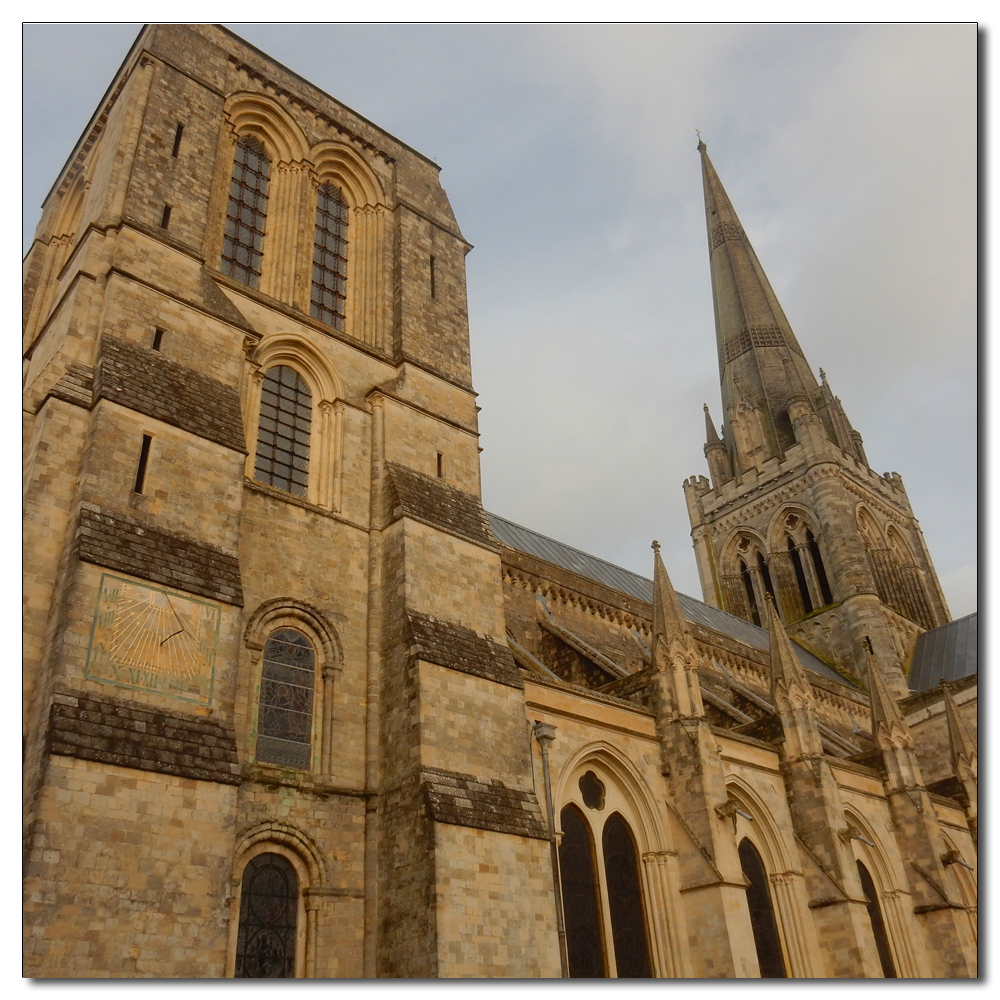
[[559, 804, 607, 977], [857, 861, 897, 978], [254, 365, 311, 497], [256, 628, 315, 770], [171, 122, 184, 158], [436, 452, 444, 478], [757, 552, 774, 600], [160, 204, 172, 229], [602, 813, 653, 977], [152, 328, 164, 352], [741, 560, 761, 627], [311, 183, 348, 330], [133, 435, 152, 494], [222, 135, 270, 289], [429, 255, 436, 298]]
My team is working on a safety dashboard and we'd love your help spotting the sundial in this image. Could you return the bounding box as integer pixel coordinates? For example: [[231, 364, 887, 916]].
[[86, 574, 221, 705]]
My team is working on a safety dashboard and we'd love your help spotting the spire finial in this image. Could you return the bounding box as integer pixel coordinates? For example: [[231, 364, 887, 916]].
[[696, 128, 706, 152], [819, 367, 827, 383], [651, 539, 660, 552]]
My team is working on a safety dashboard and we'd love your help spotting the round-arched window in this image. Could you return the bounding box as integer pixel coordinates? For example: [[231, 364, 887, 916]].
[[256, 628, 316, 770], [235, 852, 297, 978]]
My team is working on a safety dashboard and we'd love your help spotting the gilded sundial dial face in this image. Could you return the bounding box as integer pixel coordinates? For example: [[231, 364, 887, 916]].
[[86, 574, 221, 705]]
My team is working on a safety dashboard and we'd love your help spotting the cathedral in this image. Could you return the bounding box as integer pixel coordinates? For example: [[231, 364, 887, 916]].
[[23, 24, 977, 978]]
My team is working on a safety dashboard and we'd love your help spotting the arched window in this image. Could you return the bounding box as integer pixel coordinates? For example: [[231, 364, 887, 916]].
[[254, 366, 312, 497], [787, 535, 813, 614], [806, 529, 833, 606], [738, 838, 787, 978], [256, 628, 316, 769], [741, 560, 761, 626], [856, 860, 896, 978], [222, 135, 270, 289], [602, 813, 653, 978], [559, 804, 606, 978], [311, 183, 349, 330], [235, 852, 298, 978]]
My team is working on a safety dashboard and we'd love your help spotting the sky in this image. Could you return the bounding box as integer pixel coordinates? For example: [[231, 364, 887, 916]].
[[21, 22, 978, 618]]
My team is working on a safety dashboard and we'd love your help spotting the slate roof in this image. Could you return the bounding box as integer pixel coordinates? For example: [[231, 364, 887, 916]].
[[487, 512, 852, 687], [908, 612, 978, 692]]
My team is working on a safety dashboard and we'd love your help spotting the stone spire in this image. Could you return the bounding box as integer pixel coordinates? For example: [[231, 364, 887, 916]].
[[703, 403, 721, 444], [765, 595, 823, 759], [864, 639, 920, 790], [698, 143, 820, 460], [651, 541, 703, 718], [703, 404, 732, 488], [942, 680, 977, 841]]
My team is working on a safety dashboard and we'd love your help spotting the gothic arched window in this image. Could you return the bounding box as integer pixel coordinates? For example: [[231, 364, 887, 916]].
[[254, 366, 312, 497], [856, 860, 896, 978], [311, 183, 349, 330], [559, 804, 607, 978], [256, 628, 316, 770], [602, 813, 653, 978], [806, 529, 833, 606], [235, 852, 298, 978], [741, 560, 761, 627], [787, 535, 813, 614], [738, 838, 787, 978], [222, 135, 270, 289]]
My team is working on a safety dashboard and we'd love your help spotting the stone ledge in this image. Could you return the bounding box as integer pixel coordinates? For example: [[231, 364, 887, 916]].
[[407, 611, 522, 689], [75, 502, 244, 606], [422, 767, 549, 841], [48, 689, 240, 785]]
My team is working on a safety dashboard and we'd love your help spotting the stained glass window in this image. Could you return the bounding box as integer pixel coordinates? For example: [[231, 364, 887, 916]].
[[256, 628, 315, 770], [235, 852, 297, 978], [739, 838, 787, 978], [602, 813, 652, 978], [311, 184, 348, 330], [254, 366, 311, 497], [857, 860, 897, 978], [222, 135, 270, 289], [559, 804, 607, 978]]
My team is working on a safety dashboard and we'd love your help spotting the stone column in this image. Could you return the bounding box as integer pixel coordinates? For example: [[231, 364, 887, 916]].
[[769, 872, 819, 977], [642, 850, 687, 977]]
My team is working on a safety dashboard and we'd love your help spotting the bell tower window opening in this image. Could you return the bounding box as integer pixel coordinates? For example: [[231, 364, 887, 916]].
[[741, 560, 761, 627], [788, 536, 813, 614], [255, 628, 316, 770], [235, 852, 298, 978], [738, 838, 787, 978], [757, 552, 774, 601], [254, 365, 311, 497], [222, 135, 270, 289], [806, 529, 833, 605], [311, 183, 348, 330]]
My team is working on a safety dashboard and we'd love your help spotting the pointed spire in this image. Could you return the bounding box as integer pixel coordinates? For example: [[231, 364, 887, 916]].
[[698, 145, 820, 453], [864, 638, 914, 753], [942, 680, 976, 777], [651, 540, 689, 648], [765, 596, 811, 710], [703, 404, 721, 444]]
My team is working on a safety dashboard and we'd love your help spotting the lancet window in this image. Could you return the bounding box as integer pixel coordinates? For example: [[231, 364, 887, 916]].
[[738, 837, 787, 978], [856, 860, 896, 978], [255, 628, 316, 770], [558, 775, 654, 979], [222, 135, 270, 289]]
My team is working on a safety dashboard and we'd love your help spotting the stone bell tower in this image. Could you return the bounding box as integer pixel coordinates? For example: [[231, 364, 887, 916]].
[[682, 142, 950, 696]]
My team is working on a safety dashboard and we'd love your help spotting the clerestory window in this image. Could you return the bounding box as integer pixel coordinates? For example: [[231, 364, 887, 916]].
[[222, 136, 270, 289], [235, 852, 298, 977], [311, 183, 348, 330]]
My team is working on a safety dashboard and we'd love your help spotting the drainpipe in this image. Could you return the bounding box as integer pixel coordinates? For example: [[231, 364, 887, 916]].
[[533, 721, 569, 977]]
